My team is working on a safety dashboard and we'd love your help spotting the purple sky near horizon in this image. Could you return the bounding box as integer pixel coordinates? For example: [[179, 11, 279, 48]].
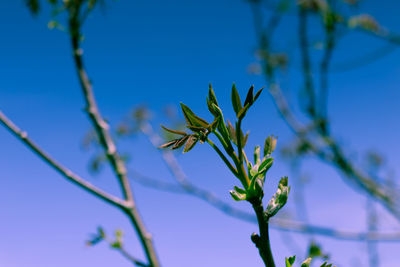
[[0, 0, 400, 266]]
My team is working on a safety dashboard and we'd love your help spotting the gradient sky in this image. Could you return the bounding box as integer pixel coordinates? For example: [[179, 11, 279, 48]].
[[1, 0, 400, 267]]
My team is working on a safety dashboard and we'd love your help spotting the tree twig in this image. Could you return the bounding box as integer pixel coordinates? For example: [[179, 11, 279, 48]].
[[0, 111, 126, 209], [67, 4, 159, 266]]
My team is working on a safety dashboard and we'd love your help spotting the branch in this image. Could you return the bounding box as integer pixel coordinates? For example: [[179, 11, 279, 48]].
[[67, 4, 159, 267], [0, 111, 126, 209]]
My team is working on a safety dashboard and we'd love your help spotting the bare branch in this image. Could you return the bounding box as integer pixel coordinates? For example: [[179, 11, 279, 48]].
[[67, 4, 160, 267], [0, 110, 126, 209]]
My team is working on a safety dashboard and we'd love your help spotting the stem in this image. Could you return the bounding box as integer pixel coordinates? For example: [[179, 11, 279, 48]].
[[251, 200, 275, 267], [206, 139, 239, 177]]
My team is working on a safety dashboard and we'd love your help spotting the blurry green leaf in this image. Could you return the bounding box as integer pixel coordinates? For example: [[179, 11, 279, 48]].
[[320, 262, 333, 267], [301, 258, 312, 267], [285, 256, 296, 267], [231, 83, 242, 115], [308, 240, 329, 260], [180, 103, 209, 128], [25, 0, 40, 15], [348, 14, 379, 32]]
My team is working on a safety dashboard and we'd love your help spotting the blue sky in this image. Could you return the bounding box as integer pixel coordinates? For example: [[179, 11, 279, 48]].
[[0, 0, 400, 266]]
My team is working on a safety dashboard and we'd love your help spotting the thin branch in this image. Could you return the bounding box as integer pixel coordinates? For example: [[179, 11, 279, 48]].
[[67, 4, 159, 267], [0, 111, 126, 209], [102, 235, 149, 267], [298, 7, 317, 117]]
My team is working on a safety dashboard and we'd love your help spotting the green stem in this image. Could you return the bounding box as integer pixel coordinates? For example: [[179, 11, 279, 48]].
[[251, 199, 275, 267], [207, 139, 239, 177]]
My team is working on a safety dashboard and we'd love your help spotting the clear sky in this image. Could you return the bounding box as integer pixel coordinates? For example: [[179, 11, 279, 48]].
[[0, 0, 400, 267]]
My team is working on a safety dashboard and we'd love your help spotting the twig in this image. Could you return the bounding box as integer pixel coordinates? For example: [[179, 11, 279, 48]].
[[67, 4, 159, 267], [0, 111, 126, 209]]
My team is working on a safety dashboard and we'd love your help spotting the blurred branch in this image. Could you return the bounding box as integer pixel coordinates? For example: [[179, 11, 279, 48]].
[[130, 119, 400, 242], [250, 0, 400, 221], [131, 168, 400, 242], [0, 111, 126, 208]]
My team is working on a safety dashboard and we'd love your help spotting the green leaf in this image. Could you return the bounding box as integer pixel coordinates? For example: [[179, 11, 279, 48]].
[[207, 84, 220, 117], [231, 83, 242, 115], [208, 83, 219, 106], [229, 186, 247, 201], [25, 0, 40, 15], [285, 256, 296, 267], [186, 125, 206, 133], [258, 157, 274, 174], [265, 177, 290, 219], [242, 131, 249, 147], [253, 88, 264, 103], [161, 125, 187, 136], [211, 103, 231, 144], [183, 135, 198, 153], [254, 146, 261, 165], [180, 103, 209, 128], [227, 120, 237, 145], [301, 258, 312, 267], [244, 85, 254, 107], [236, 103, 250, 120], [264, 135, 278, 156]]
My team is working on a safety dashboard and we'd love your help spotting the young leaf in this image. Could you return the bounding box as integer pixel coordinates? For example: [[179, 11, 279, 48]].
[[227, 120, 237, 145], [258, 157, 274, 174], [161, 125, 187, 136], [253, 88, 264, 103], [211, 103, 231, 144], [183, 135, 198, 153], [208, 83, 219, 106], [242, 131, 249, 147], [159, 139, 178, 149], [231, 83, 242, 115], [285, 256, 296, 267], [236, 103, 250, 120], [264, 135, 278, 156], [265, 177, 290, 219], [180, 103, 209, 128], [229, 186, 247, 201], [172, 135, 189, 150], [254, 146, 261, 165], [244, 85, 254, 107]]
